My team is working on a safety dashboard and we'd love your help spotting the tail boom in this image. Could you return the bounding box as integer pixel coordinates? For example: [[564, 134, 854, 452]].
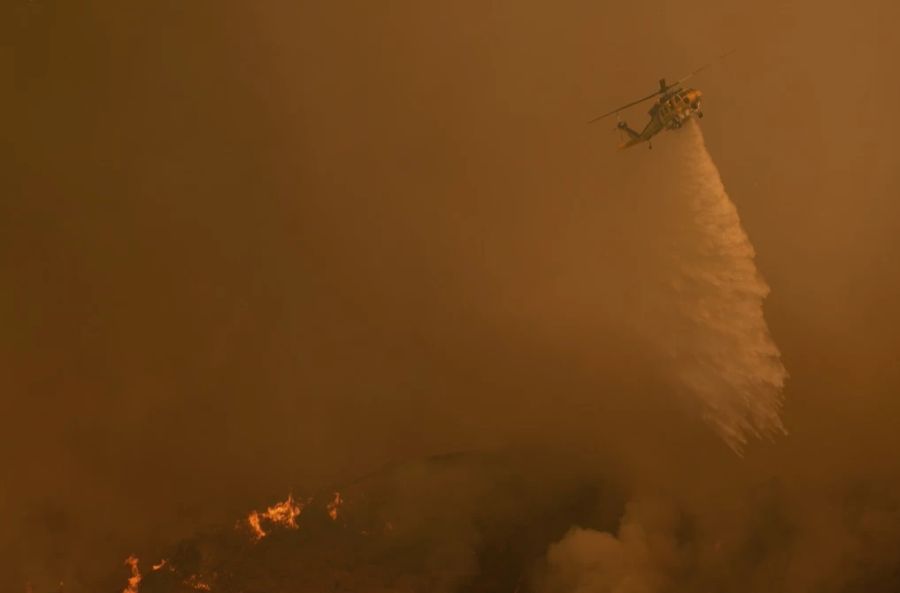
[[616, 121, 645, 149]]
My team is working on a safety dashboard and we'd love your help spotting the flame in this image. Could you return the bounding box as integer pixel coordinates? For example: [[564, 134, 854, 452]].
[[247, 511, 266, 540], [153, 558, 175, 572], [244, 493, 304, 540], [122, 555, 141, 593], [326, 492, 343, 521]]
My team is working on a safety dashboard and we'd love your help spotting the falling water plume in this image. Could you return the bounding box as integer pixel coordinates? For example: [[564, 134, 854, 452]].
[[653, 120, 788, 453]]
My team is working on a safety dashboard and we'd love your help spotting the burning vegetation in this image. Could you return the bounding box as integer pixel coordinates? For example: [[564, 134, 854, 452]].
[[119, 490, 356, 592], [122, 556, 141, 593], [110, 453, 616, 593], [244, 493, 305, 541]]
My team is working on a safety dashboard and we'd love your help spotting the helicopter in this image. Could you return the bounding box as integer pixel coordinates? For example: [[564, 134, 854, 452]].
[[589, 56, 729, 150]]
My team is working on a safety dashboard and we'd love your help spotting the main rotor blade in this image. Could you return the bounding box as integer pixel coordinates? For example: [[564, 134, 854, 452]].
[[674, 63, 711, 86], [588, 50, 734, 124], [673, 49, 735, 86], [587, 90, 660, 124]]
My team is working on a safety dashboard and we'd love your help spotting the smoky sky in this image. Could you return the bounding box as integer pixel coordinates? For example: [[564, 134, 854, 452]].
[[3, 1, 900, 591]]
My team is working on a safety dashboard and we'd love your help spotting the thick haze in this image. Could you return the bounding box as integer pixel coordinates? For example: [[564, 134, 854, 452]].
[[3, 1, 900, 591]]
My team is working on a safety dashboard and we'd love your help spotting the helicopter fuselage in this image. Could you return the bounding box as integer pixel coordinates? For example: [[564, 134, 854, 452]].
[[652, 87, 703, 130], [614, 87, 704, 149]]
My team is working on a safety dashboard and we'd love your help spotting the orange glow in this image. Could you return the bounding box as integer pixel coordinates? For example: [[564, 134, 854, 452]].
[[326, 492, 343, 521], [122, 555, 141, 593], [244, 493, 304, 540]]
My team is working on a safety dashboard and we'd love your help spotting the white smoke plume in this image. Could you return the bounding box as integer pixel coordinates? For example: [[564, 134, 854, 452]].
[[541, 499, 685, 593], [635, 120, 788, 453]]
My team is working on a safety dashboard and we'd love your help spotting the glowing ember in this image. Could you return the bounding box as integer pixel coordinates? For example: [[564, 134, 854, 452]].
[[151, 559, 171, 572], [244, 493, 304, 540], [184, 574, 212, 591], [122, 555, 141, 593], [326, 492, 343, 521]]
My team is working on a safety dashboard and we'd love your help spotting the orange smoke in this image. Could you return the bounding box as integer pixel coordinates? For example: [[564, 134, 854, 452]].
[[122, 555, 141, 593], [244, 493, 304, 540]]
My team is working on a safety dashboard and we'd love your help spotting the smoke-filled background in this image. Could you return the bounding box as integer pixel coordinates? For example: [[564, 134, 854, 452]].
[[4, 1, 900, 591]]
